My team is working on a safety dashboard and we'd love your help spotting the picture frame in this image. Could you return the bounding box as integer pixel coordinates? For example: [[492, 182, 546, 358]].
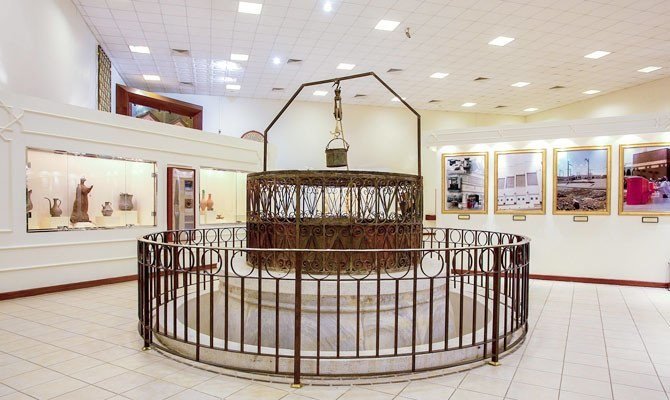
[[494, 149, 546, 215], [618, 142, 670, 216], [553, 145, 611, 215], [441, 152, 488, 214]]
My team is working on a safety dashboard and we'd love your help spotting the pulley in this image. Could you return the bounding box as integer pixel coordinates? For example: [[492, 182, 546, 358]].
[[325, 81, 349, 168]]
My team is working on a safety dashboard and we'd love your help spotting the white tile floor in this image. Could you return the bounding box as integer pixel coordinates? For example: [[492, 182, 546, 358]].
[[1, 280, 670, 399]]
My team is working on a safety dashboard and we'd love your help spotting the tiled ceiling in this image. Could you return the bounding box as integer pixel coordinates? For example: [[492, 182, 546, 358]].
[[74, 0, 670, 115]]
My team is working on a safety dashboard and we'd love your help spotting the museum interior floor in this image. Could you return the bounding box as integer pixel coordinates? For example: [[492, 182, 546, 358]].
[[0, 280, 669, 400]]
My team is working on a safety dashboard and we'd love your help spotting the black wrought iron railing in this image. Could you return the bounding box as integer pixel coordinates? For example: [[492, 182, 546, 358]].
[[138, 227, 529, 385]]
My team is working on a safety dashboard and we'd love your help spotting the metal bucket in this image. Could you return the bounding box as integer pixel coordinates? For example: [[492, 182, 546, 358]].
[[325, 138, 349, 168]]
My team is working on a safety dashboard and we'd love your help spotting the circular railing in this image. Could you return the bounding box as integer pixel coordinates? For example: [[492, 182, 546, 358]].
[[137, 227, 529, 385]]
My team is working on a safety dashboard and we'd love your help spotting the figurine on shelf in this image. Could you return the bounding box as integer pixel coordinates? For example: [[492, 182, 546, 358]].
[[101, 202, 113, 217], [200, 190, 207, 212], [119, 193, 134, 211], [44, 198, 63, 217], [70, 177, 93, 224], [26, 188, 33, 214], [205, 193, 214, 211]]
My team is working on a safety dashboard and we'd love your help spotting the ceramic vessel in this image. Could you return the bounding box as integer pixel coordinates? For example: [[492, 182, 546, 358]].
[[26, 189, 33, 213], [44, 197, 63, 217], [200, 190, 207, 212], [119, 193, 134, 211], [101, 202, 113, 217], [205, 193, 214, 211]]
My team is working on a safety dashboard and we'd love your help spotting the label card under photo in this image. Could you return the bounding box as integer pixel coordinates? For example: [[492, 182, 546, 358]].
[[458, 214, 471, 220], [573, 216, 589, 222], [642, 216, 659, 223], [513, 215, 527, 221]]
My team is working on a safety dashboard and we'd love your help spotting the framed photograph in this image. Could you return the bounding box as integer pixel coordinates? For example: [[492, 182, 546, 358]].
[[553, 146, 611, 215], [494, 149, 546, 214], [619, 143, 670, 215], [441, 152, 488, 214]]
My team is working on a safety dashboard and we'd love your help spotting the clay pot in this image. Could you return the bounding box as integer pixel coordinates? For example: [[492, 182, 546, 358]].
[[200, 190, 207, 212], [119, 193, 134, 211], [205, 193, 214, 211], [45, 197, 63, 217], [101, 202, 113, 217], [26, 189, 33, 213]]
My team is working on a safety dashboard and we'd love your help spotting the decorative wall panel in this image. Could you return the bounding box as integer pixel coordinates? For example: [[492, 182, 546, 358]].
[[97, 46, 111, 112]]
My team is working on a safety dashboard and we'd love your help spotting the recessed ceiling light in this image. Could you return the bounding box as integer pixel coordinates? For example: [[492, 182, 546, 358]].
[[230, 53, 249, 61], [638, 66, 661, 73], [217, 76, 237, 83], [323, 1, 332, 12], [511, 81, 530, 87], [313, 90, 328, 96], [337, 63, 355, 70], [212, 60, 241, 71], [391, 96, 407, 102], [430, 72, 449, 79], [524, 107, 538, 112], [143, 74, 160, 81], [272, 57, 281, 65], [375, 19, 400, 31], [238, 1, 262, 14], [129, 45, 150, 54], [584, 51, 610, 59], [226, 84, 241, 90], [488, 36, 515, 46], [583, 89, 600, 95], [461, 102, 476, 107]]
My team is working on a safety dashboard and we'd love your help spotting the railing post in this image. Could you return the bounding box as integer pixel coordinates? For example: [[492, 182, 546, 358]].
[[140, 241, 152, 350], [489, 246, 501, 366], [292, 251, 303, 388]]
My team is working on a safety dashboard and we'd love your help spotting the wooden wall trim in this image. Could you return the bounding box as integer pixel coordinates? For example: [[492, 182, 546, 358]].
[[1, 271, 666, 302], [0, 275, 137, 301], [116, 84, 203, 130], [530, 274, 669, 289]]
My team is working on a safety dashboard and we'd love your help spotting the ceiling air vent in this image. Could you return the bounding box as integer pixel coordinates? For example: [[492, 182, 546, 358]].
[[387, 68, 404, 73], [179, 81, 193, 86], [271, 87, 284, 92], [171, 49, 191, 56], [495, 105, 507, 108], [353, 94, 367, 98], [549, 85, 565, 89], [286, 58, 303, 64], [428, 99, 441, 103], [474, 76, 489, 81]]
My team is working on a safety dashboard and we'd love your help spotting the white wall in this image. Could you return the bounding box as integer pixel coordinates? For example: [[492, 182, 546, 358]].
[[0, 90, 263, 293], [0, 0, 98, 109], [110, 65, 125, 111], [528, 77, 670, 123], [159, 92, 525, 217], [429, 114, 670, 285]]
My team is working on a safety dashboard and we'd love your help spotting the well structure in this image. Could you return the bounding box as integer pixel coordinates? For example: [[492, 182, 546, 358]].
[[246, 170, 422, 274]]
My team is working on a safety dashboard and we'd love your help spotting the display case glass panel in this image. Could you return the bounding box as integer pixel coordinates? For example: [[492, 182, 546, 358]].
[[26, 148, 156, 231], [199, 168, 248, 225]]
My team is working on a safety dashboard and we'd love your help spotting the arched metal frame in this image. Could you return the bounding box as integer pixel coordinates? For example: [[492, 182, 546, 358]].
[[262, 72, 422, 177]]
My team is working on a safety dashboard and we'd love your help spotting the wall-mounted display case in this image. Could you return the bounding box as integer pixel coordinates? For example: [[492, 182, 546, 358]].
[[199, 168, 247, 225], [26, 148, 156, 232]]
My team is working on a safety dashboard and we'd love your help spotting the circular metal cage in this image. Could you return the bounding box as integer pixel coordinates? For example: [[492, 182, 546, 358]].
[[246, 170, 423, 274]]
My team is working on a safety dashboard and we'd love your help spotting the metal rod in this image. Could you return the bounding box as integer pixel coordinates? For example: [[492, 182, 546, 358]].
[[262, 72, 421, 176]]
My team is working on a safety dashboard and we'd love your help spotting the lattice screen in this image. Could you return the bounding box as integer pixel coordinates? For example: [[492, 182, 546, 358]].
[[97, 46, 112, 112]]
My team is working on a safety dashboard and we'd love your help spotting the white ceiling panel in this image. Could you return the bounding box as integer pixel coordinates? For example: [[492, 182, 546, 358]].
[[74, 0, 670, 115]]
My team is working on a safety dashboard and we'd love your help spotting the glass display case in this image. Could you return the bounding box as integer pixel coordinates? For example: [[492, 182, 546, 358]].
[[26, 148, 156, 232], [199, 168, 248, 225]]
